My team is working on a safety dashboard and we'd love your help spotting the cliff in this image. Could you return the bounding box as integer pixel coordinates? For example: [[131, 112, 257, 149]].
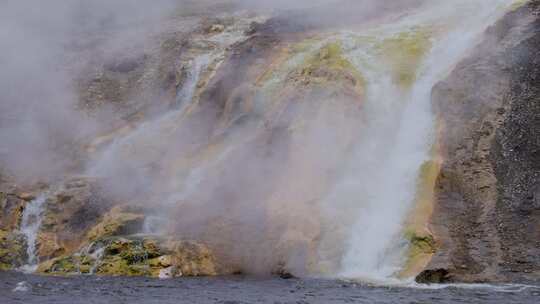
[[419, 1, 540, 283], [0, 1, 538, 282]]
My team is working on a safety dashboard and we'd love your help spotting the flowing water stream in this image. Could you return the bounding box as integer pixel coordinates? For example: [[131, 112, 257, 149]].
[[18, 194, 47, 273], [319, 0, 519, 281], [84, 0, 523, 282]]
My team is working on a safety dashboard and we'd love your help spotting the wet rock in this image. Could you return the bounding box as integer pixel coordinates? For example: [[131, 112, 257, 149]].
[[277, 270, 295, 280], [0, 230, 27, 270], [36, 232, 65, 260], [38, 236, 219, 278], [0, 193, 26, 231], [376, 28, 432, 88], [406, 232, 437, 255], [166, 240, 218, 276], [209, 24, 225, 33], [159, 266, 177, 279], [288, 42, 364, 92], [38, 256, 82, 274], [37, 177, 110, 258], [149, 255, 173, 268], [426, 3, 540, 283], [415, 268, 452, 284], [86, 206, 145, 242]]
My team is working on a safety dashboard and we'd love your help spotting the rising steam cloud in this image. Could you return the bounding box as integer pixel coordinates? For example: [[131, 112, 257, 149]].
[[0, 0, 515, 279], [0, 0, 176, 184]]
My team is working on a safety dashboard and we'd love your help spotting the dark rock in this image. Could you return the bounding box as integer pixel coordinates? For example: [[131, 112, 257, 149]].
[[278, 270, 295, 280], [415, 269, 452, 284], [427, 2, 540, 283]]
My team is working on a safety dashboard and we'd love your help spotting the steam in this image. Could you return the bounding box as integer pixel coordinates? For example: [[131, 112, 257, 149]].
[[0, 0, 520, 280], [0, 0, 176, 183], [326, 0, 518, 281]]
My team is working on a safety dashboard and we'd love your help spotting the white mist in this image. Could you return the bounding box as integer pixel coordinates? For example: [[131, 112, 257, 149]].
[[319, 0, 518, 281]]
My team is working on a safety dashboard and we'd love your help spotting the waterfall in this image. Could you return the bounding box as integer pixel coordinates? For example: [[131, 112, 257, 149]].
[[176, 53, 214, 112], [79, 0, 521, 280], [318, 0, 518, 281], [85, 19, 252, 197], [19, 194, 47, 273]]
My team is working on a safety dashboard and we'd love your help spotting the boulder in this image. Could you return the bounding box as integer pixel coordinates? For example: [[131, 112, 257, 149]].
[[415, 268, 452, 284], [37, 177, 110, 256], [86, 206, 145, 242], [36, 232, 65, 260], [288, 42, 365, 92]]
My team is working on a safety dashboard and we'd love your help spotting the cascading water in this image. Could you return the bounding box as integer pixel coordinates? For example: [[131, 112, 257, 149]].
[[87, 22, 254, 236], [18, 194, 47, 273], [316, 0, 520, 281], [85, 11, 259, 184], [82, 0, 522, 281]]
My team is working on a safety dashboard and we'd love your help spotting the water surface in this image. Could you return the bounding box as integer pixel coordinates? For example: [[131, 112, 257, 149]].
[[1, 272, 538, 304]]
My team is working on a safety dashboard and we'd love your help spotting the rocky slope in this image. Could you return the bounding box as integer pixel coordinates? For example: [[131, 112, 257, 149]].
[[0, 1, 538, 282], [419, 1, 540, 283]]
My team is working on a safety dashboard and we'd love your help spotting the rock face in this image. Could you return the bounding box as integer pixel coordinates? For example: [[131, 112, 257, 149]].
[[86, 206, 145, 242], [0, 184, 38, 270], [38, 236, 219, 278], [0, 4, 264, 277], [422, 2, 540, 283], [0, 176, 223, 277], [0, 230, 26, 270], [0, 1, 539, 282]]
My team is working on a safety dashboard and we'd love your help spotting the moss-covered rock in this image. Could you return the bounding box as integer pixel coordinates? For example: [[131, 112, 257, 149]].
[[38, 236, 219, 278], [38, 256, 80, 274], [96, 254, 151, 277], [406, 231, 437, 255], [401, 229, 438, 277], [0, 230, 27, 270], [86, 206, 145, 242], [38, 177, 110, 255], [167, 240, 218, 276], [148, 255, 173, 268], [289, 42, 365, 91], [376, 28, 432, 88]]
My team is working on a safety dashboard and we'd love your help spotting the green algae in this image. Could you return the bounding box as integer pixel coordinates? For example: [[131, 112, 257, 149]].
[[304, 42, 354, 73], [296, 42, 365, 88], [405, 230, 437, 255], [0, 230, 26, 270], [38, 237, 171, 277], [376, 28, 432, 88], [95, 255, 151, 277], [412, 158, 440, 217], [510, 0, 529, 11], [403, 229, 437, 270], [50, 256, 80, 273]]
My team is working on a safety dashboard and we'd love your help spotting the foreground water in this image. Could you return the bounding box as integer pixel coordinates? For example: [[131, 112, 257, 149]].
[[1, 272, 538, 304]]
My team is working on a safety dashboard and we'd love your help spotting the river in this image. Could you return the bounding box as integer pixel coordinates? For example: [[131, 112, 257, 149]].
[[1, 271, 538, 304]]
